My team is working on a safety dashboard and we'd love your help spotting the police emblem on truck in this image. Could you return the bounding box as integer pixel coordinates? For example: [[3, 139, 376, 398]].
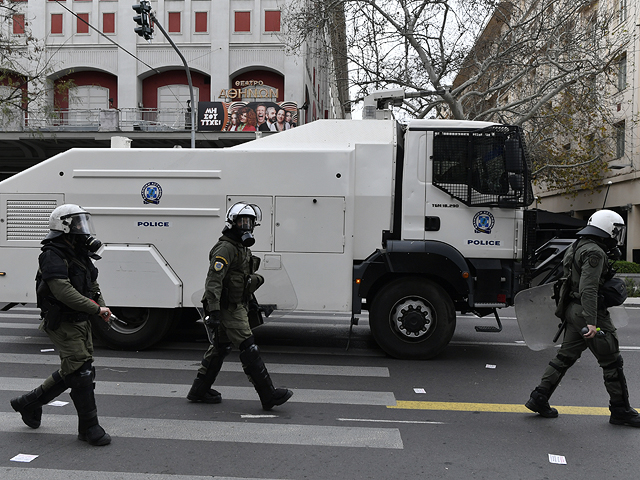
[[141, 182, 162, 205], [473, 211, 494, 234]]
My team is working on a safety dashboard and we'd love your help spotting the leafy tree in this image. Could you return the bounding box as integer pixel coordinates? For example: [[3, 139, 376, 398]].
[[282, 0, 631, 194]]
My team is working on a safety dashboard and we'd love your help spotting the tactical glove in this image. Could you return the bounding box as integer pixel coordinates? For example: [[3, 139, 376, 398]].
[[203, 310, 221, 344]]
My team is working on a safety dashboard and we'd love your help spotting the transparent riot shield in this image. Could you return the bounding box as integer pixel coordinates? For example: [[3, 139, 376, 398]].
[[514, 283, 562, 351], [515, 284, 630, 351], [253, 263, 298, 315], [609, 305, 629, 329], [188, 261, 298, 342]]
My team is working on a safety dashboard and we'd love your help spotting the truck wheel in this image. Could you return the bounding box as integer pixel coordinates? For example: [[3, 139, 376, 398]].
[[369, 278, 456, 360], [91, 307, 175, 350]]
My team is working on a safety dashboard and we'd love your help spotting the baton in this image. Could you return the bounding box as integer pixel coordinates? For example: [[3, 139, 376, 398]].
[[552, 320, 566, 343]]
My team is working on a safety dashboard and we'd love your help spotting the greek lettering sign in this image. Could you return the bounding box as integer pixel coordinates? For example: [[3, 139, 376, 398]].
[[198, 101, 298, 132]]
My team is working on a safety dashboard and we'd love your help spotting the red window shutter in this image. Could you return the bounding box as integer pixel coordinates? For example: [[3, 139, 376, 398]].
[[195, 12, 207, 33], [168, 12, 181, 33], [51, 14, 63, 34], [13, 14, 25, 34], [77, 13, 89, 34], [235, 11, 251, 32], [265, 11, 280, 32], [103, 13, 115, 34]]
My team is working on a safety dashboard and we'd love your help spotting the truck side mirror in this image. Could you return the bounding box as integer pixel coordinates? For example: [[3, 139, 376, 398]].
[[504, 138, 523, 173]]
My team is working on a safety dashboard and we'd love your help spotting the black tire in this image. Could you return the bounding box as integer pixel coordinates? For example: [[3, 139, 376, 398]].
[[91, 307, 175, 350], [369, 277, 456, 360]]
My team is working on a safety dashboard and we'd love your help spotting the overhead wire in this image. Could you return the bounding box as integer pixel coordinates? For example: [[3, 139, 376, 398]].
[[52, 1, 196, 112], [53, 0, 160, 74]]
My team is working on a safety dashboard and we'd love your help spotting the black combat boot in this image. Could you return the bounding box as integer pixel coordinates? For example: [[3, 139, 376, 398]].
[[602, 355, 640, 427], [187, 344, 231, 404], [66, 363, 110, 446], [187, 377, 222, 404], [239, 337, 292, 411], [525, 387, 558, 418], [10, 372, 68, 429], [609, 402, 640, 427]]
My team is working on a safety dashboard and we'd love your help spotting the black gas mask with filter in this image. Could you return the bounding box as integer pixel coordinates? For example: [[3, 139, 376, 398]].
[[80, 234, 103, 253], [235, 216, 256, 247], [70, 233, 103, 258]]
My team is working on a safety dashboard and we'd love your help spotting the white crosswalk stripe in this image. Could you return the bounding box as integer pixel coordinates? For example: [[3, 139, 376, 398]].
[[0, 353, 390, 377], [0, 466, 287, 480], [0, 377, 396, 406], [0, 412, 403, 449]]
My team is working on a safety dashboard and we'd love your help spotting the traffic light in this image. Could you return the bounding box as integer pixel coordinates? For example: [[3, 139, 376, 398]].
[[132, 1, 153, 40]]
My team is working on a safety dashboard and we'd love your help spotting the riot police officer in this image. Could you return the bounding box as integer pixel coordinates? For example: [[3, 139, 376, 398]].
[[187, 202, 293, 410], [525, 209, 640, 427], [10, 204, 112, 445]]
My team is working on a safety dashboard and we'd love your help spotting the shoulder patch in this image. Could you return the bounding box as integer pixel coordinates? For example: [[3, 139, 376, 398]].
[[588, 254, 601, 268]]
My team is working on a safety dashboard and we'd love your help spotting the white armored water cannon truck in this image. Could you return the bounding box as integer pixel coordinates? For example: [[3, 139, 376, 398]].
[[0, 90, 538, 359]]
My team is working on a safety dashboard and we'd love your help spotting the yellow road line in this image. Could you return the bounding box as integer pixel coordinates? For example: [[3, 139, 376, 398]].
[[388, 401, 610, 416]]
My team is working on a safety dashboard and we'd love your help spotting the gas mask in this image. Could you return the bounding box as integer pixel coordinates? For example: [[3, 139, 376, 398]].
[[74, 234, 102, 253], [236, 216, 255, 247]]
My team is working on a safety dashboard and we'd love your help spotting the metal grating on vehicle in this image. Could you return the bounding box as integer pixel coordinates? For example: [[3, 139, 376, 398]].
[[6, 200, 57, 241], [432, 125, 534, 208]]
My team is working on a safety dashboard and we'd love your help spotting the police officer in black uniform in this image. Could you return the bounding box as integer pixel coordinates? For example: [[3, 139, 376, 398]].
[[525, 209, 640, 427], [187, 202, 293, 410], [10, 204, 113, 445]]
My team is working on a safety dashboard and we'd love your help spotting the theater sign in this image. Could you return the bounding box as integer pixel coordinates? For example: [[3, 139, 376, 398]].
[[198, 100, 299, 133]]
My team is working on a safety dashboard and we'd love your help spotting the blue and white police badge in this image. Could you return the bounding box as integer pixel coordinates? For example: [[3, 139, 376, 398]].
[[142, 182, 162, 205], [473, 211, 495, 234], [213, 261, 225, 272]]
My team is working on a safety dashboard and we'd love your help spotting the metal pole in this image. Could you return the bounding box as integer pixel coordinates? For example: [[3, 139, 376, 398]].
[[150, 14, 196, 149]]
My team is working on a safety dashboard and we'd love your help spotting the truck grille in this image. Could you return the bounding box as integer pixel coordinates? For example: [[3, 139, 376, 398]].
[[6, 200, 57, 241]]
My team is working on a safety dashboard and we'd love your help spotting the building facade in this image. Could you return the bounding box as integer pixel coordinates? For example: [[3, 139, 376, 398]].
[[0, 0, 348, 178], [533, 0, 640, 263]]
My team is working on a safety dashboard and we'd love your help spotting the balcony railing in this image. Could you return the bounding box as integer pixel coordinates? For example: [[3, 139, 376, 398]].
[[1, 108, 194, 133]]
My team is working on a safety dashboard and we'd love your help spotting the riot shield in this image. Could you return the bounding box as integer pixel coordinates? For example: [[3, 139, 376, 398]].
[[190, 289, 214, 344], [609, 305, 629, 329], [514, 283, 562, 351], [249, 260, 298, 319], [188, 260, 298, 326]]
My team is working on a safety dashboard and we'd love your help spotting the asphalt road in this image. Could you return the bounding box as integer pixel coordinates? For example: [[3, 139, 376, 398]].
[[1, 304, 640, 480]]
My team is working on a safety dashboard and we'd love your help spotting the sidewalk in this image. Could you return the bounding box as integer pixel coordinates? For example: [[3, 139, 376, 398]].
[[624, 297, 640, 307]]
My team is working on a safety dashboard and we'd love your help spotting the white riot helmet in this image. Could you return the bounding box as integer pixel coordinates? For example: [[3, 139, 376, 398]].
[[45, 204, 101, 253], [223, 202, 262, 247], [48, 204, 96, 235], [577, 209, 626, 247]]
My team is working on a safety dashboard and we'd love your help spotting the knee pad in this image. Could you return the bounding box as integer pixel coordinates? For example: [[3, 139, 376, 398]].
[[239, 344, 260, 366], [603, 355, 624, 371], [549, 353, 577, 373], [64, 361, 94, 389], [238, 335, 256, 352], [219, 343, 232, 358]]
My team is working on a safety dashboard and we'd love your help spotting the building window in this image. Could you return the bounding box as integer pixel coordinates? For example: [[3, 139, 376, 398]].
[[615, 121, 625, 159], [13, 14, 25, 34], [77, 13, 89, 34], [618, 0, 627, 22], [103, 12, 115, 34], [168, 12, 181, 33], [235, 11, 251, 32], [265, 10, 280, 32], [617, 53, 627, 91], [51, 13, 63, 34], [195, 12, 207, 33]]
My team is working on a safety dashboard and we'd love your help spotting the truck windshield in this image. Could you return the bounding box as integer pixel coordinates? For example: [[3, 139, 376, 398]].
[[432, 126, 534, 208]]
